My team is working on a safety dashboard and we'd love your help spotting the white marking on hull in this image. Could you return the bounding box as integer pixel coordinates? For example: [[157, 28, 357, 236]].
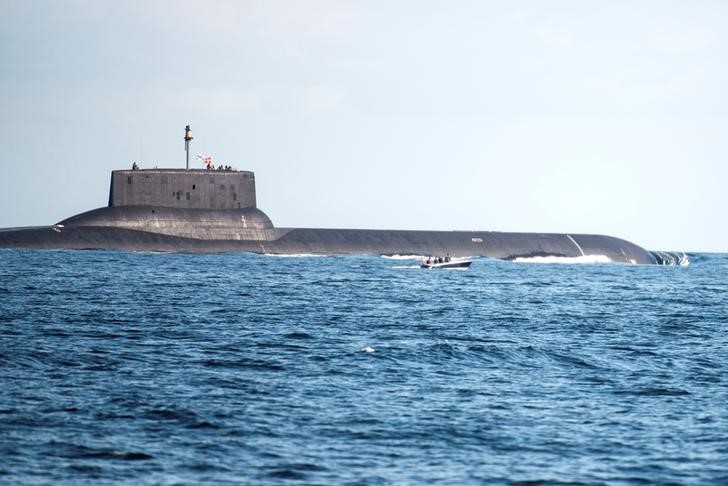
[[566, 234, 585, 256]]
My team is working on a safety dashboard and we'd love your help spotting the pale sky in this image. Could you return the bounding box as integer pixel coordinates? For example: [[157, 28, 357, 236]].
[[1, 0, 726, 252]]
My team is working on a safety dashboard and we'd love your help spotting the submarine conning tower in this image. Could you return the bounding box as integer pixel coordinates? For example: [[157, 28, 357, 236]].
[[56, 168, 276, 238], [109, 169, 257, 210]]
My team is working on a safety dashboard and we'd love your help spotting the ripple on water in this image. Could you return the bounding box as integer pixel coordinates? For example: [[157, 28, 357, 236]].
[[0, 250, 727, 483]]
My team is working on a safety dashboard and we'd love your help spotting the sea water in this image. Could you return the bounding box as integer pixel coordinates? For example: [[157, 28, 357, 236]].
[[1, 249, 727, 484]]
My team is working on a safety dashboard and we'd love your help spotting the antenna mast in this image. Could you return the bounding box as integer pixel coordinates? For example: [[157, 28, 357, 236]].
[[184, 125, 193, 170]]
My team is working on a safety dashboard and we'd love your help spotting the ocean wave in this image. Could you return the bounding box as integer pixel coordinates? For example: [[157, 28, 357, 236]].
[[650, 251, 690, 266]]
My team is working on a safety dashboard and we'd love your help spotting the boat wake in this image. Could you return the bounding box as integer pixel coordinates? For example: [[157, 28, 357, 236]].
[[513, 255, 613, 265], [650, 251, 690, 266], [382, 254, 428, 260]]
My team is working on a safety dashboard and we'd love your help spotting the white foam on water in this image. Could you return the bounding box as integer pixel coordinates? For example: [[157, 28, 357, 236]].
[[381, 254, 428, 260], [263, 253, 328, 258], [650, 251, 690, 266], [513, 254, 613, 265], [361, 346, 375, 353]]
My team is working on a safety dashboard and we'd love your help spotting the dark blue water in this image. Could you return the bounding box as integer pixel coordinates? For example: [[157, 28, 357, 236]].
[[1, 249, 727, 484]]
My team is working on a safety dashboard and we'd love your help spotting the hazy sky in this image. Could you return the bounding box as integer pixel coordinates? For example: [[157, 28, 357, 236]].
[[1, 0, 726, 251]]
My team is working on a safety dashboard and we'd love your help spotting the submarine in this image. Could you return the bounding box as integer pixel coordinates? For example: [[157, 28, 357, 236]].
[[0, 126, 657, 264]]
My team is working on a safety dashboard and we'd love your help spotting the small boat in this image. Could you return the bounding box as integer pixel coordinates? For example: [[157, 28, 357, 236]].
[[420, 257, 472, 269]]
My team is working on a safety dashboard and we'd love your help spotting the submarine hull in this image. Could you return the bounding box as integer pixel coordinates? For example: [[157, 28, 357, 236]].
[[0, 216, 657, 264]]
